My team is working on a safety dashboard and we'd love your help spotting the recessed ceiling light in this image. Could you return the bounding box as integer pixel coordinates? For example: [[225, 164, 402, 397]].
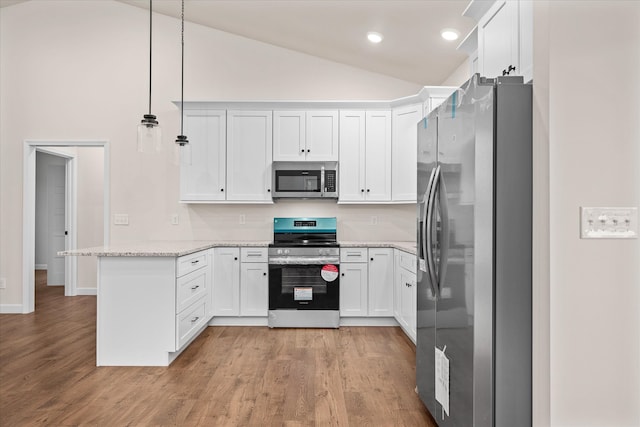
[[440, 29, 460, 41], [367, 32, 383, 44]]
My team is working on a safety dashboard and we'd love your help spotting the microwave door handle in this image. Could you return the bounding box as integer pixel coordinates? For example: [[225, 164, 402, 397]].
[[321, 166, 325, 195]]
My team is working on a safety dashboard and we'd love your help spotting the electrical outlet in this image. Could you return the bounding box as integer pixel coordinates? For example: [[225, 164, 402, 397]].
[[239, 214, 246, 225], [370, 216, 378, 225], [114, 214, 129, 225], [0, 278, 6, 289], [171, 214, 179, 225]]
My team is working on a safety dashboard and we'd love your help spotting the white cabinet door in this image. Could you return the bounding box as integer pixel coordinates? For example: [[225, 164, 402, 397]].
[[212, 247, 240, 316], [240, 263, 268, 316], [392, 104, 422, 202], [368, 248, 394, 317], [340, 262, 368, 317], [180, 110, 226, 201], [398, 268, 417, 342], [273, 111, 305, 161], [226, 110, 273, 201], [478, 0, 519, 79], [364, 111, 392, 201], [306, 111, 339, 161], [339, 111, 366, 201], [339, 110, 391, 203]]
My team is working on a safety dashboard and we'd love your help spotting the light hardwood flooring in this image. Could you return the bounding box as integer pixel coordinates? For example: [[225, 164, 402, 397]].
[[0, 271, 436, 426]]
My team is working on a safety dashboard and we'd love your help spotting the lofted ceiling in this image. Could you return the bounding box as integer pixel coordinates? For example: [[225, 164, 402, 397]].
[[117, 0, 476, 86], [1, 0, 476, 86]]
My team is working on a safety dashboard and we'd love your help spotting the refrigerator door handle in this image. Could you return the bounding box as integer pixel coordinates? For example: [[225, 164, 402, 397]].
[[436, 170, 450, 292], [425, 164, 441, 297], [421, 166, 437, 270]]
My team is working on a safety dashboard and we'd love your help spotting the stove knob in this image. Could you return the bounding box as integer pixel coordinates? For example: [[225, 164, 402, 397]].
[[284, 249, 290, 255], [277, 249, 283, 255]]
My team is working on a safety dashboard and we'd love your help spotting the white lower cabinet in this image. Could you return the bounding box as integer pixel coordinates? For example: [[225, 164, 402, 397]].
[[96, 249, 212, 366], [213, 247, 268, 319], [239, 248, 268, 316], [368, 248, 394, 317], [394, 250, 417, 343], [212, 247, 240, 316], [340, 261, 368, 317], [340, 247, 395, 318]]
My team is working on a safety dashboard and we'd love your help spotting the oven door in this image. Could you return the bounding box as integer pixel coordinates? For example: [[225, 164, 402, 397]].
[[269, 262, 340, 310]]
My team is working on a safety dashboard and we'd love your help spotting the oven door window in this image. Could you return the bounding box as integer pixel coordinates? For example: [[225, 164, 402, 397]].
[[275, 170, 321, 192], [269, 264, 339, 310]]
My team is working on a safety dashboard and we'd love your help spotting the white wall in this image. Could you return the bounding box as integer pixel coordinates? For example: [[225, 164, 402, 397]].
[[537, 1, 640, 425], [0, 0, 421, 306], [76, 147, 104, 290]]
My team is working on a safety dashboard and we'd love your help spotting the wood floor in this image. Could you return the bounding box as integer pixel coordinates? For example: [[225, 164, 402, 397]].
[[0, 271, 436, 426]]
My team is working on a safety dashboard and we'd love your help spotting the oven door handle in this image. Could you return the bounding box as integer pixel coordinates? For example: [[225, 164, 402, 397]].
[[268, 257, 340, 265]]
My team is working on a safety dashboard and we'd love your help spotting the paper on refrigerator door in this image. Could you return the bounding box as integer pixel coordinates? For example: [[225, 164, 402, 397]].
[[435, 347, 450, 416]]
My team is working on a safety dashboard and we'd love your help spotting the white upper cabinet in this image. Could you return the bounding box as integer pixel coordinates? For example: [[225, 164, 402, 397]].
[[226, 110, 273, 202], [306, 111, 339, 161], [339, 110, 391, 203], [180, 110, 226, 202], [273, 110, 338, 161], [476, 0, 533, 82], [392, 103, 422, 202]]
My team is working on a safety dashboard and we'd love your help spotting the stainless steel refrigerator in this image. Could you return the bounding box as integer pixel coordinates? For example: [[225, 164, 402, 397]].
[[416, 74, 532, 426]]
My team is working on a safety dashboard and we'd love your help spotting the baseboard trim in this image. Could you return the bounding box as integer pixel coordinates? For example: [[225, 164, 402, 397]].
[[339, 317, 399, 327], [0, 304, 25, 314], [35, 264, 47, 270], [76, 288, 97, 296]]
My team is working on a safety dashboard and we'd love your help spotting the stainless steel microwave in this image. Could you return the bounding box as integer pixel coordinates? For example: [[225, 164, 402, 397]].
[[272, 161, 338, 199]]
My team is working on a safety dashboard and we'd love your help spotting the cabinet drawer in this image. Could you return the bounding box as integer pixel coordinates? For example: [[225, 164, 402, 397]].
[[340, 248, 368, 263], [177, 268, 208, 313], [398, 250, 416, 273], [177, 251, 208, 277], [240, 247, 268, 263], [176, 298, 207, 349]]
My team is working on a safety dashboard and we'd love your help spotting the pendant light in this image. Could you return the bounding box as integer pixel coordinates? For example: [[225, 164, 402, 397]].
[[175, 0, 191, 165], [137, 0, 162, 152]]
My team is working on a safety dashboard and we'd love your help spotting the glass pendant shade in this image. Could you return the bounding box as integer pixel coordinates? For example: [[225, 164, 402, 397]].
[[175, 135, 191, 165], [137, 114, 162, 152]]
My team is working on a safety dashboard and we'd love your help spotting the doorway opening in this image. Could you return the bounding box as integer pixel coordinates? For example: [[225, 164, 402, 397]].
[[23, 141, 110, 313]]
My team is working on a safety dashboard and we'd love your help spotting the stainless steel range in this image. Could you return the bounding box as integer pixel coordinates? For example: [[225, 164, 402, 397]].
[[268, 217, 340, 328]]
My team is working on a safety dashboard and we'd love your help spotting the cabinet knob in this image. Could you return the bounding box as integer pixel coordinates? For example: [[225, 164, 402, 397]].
[[370, 257, 374, 261], [307, 149, 310, 153], [301, 149, 305, 153], [220, 188, 224, 192], [367, 189, 370, 193], [361, 189, 364, 193], [267, 189, 271, 192], [341, 273, 345, 277], [263, 272, 267, 276], [234, 257, 238, 261]]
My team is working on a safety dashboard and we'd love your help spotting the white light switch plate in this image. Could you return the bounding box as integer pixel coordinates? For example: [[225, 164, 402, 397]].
[[114, 214, 129, 225], [580, 207, 638, 239]]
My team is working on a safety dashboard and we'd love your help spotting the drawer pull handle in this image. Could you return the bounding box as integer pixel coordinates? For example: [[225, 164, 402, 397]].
[[247, 253, 261, 256], [190, 316, 200, 323], [191, 285, 199, 290], [347, 253, 360, 256], [191, 260, 200, 265]]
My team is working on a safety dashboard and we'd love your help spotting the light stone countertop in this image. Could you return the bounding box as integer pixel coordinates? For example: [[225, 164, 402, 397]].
[[61, 240, 417, 257], [60, 240, 271, 257]]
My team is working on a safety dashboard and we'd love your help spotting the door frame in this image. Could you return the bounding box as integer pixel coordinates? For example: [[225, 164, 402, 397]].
[[23, 140, 110, 313]]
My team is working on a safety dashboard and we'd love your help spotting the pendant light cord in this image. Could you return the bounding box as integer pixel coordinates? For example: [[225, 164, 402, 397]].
[[180, 0, 185, 135], [148, 0, 153, 115]]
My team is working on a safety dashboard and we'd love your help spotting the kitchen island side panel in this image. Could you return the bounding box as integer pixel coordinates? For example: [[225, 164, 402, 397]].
[[97, 257, 176, 366]]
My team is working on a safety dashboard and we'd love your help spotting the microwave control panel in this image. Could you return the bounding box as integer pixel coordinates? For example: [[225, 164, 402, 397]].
[[325, 171, 337, 192]]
